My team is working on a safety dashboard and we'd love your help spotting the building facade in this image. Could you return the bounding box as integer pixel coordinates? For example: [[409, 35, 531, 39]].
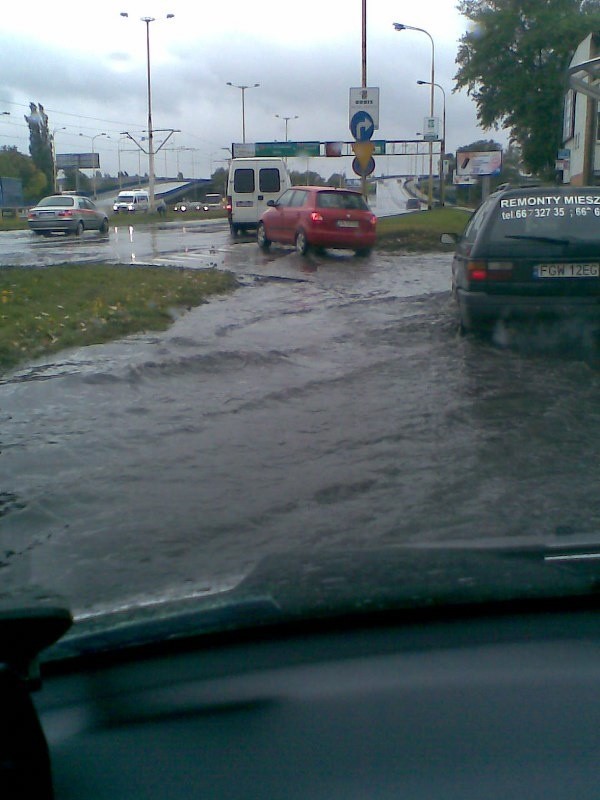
[[563, 33, 600, 185]]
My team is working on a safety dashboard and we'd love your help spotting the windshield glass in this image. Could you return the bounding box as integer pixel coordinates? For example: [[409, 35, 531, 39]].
[[1, 1, 599, 655], [316, 191, 369, 210], [485, 191, 600, 247]]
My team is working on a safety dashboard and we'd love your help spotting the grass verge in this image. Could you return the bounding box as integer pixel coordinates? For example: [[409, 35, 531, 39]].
[[376, 207, 471, 251], [0, 264, 237, 374]]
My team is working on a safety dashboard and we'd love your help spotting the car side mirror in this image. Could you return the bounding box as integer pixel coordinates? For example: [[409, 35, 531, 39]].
[[267, 200, 276, 207], [440, 233, 458, 245]]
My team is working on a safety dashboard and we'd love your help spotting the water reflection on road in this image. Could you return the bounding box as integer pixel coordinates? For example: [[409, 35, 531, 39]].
[[1, 232, 600, 618]]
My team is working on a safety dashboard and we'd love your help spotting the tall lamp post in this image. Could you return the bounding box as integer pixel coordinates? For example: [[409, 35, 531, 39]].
[[226, 82, 259, 144], [275, 114, 298, 142], [79, 132, 108, 198], [417, 80, 446, 206], [120, 11, 174, 211], [393, 22, 435, 209]]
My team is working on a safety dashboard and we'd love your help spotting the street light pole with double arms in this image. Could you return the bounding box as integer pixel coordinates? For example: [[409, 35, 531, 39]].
[[393, 23, 436, 209]]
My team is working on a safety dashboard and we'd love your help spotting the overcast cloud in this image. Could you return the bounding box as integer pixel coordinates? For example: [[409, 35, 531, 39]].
[[0, 1, 503, 179]]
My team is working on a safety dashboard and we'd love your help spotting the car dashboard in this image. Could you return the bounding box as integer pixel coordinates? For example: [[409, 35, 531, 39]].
[[31, 605, 599, 799]]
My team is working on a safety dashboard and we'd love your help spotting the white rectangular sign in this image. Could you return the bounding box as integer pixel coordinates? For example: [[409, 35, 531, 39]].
[[423, 117, 440, 141], [349, 87, 380, 128]]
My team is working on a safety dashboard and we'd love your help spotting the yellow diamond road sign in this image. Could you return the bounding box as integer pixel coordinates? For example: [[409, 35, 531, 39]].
[[352, 142, 375, 169]]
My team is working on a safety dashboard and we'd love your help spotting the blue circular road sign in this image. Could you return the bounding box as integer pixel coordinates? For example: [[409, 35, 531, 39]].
[[350, 111, 375, 142], [352, 156, 376, 177]]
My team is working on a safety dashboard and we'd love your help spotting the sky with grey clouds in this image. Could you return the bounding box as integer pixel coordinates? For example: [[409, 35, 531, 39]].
[[0, 1, 503, 180]]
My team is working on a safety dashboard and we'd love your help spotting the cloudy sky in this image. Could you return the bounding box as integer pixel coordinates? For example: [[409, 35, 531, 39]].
[[0, 0, 503, 180]]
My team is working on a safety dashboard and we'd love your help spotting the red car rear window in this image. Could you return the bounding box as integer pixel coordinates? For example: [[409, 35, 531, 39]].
[[316, 192, 368, 211]]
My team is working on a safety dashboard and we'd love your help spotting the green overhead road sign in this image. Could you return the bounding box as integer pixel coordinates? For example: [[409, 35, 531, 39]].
[[230, 140, 418, 158]]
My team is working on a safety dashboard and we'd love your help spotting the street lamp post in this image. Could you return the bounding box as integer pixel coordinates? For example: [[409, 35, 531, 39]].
[[393, 23, 435, 209], [226, 82, 259, 144], [417, 80, 446, 206], [121, 12, 174, 211], [79, 132, 108, 198], [275, 114, 298, 142]]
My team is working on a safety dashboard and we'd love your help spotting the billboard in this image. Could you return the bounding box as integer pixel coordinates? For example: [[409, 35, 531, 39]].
[[56, 153, 100, 170], [456, 150, 502, 177]]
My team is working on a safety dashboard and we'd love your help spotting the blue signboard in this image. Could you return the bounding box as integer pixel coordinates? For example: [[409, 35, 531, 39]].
[[350, 111, 375, 142]]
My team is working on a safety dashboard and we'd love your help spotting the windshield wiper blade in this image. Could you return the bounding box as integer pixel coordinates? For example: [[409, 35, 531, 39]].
[[505, 234, 571, 245]]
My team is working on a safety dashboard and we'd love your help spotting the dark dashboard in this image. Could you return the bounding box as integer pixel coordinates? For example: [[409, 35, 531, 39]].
[[34, 606, 599, 799]]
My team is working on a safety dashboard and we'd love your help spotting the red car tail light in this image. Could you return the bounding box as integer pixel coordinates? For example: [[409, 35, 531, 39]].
[[310, 212, 324, 223], [467, 260, 487, 282], [57, 210, 74, 218]]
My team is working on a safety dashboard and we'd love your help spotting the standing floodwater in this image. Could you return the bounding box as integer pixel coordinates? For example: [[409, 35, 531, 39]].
[[1, 249, 600, 617]]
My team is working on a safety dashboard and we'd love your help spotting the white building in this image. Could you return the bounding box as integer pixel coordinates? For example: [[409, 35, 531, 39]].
[[563, 33, 600, 185]]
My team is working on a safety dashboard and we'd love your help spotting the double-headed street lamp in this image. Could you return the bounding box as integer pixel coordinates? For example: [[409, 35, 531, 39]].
[[226, 82, 259, 144], [79, 132, 108, 198], [275, 114, 298, 142], [417, 80, 446, 206], [120, 11, 175, 210], [393, 22, 435, 209]]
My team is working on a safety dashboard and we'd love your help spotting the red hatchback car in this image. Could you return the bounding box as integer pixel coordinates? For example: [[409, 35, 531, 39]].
[[257, 186, 377, 256]]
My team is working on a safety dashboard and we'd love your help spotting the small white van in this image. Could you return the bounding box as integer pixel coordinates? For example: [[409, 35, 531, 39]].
[[113, 190, 150, 214], [226, 158, 291, 234]]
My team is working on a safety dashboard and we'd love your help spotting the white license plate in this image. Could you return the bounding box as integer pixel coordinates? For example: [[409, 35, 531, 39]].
[[534, 263, 600, 278], [337, 220, 359, 228], [235, 201, 253, 208]]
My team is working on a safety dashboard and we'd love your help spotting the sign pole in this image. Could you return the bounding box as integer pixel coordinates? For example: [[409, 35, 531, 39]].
[[361, 0, 367, 198]]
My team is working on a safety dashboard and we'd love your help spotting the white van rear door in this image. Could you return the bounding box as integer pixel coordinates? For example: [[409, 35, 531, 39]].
[[256, 166, 286, 218], [231, 166, 256, 224]]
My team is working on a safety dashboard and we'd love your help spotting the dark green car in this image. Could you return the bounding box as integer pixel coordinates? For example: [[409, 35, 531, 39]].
[[446, 185, 600, 330]]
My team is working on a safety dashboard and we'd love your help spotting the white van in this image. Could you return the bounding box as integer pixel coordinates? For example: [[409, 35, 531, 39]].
[[226, 158, 291, 234], [113, 190, 150, 214]]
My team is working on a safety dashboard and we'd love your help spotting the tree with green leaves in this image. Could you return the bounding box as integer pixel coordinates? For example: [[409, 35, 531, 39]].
[[0, 145, 47, 201], [455, 0, 600, 176], [24, 102, 53, 193]]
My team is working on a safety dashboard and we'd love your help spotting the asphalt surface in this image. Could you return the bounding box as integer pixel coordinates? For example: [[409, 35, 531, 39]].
[[2, 215, 599, 619]]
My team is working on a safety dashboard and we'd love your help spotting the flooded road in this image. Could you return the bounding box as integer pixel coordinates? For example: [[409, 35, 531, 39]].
[[1, 232, 600, 618]]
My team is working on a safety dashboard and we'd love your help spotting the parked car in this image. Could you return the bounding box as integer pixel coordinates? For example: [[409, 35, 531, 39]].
[[444, 185, 600, 330], [257, 186, 377, 256], [405, 198, 421, 210], [27, 194, 109, 236]]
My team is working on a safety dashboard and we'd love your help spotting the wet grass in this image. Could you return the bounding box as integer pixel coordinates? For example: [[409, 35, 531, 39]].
[[0, 215, 29, 232], [0, 264, 237, 373], [112, 208, 227, 226], [376, 207, 471, 251]]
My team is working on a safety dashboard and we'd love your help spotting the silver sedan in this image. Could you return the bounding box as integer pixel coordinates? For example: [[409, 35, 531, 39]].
[[28, 194, 109, 236]]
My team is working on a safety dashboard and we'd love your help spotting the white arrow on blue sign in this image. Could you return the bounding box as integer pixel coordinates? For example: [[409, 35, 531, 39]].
[[350, 111, 375, 142]]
